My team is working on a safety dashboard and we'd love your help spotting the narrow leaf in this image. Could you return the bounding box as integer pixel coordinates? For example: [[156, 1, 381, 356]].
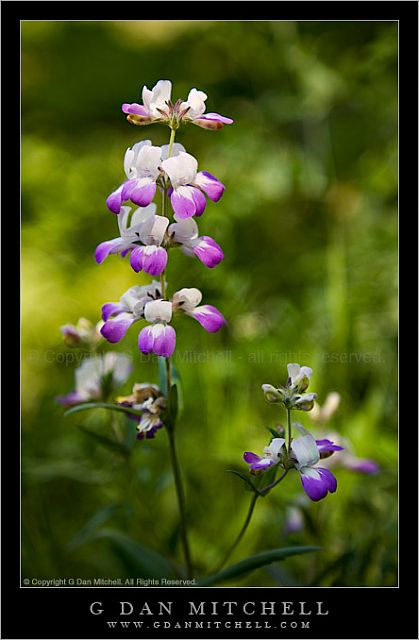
[[226, 469, 261, 494], [198, 546, 321, 587], [78, 426, 129, 456], [64, 402, 143, 418]]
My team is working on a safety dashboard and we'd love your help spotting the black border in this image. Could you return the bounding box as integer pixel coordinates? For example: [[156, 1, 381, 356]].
[[3, 2, 418, 639]]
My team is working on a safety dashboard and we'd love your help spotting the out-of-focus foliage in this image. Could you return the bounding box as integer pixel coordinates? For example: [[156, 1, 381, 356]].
[[22, 20, 397, 586]]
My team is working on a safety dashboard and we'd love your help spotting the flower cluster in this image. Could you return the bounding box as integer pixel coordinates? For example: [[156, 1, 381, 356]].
[[117, 383, 166, 441], [262, 363, 317, 411], [96, 80, 229, 359]]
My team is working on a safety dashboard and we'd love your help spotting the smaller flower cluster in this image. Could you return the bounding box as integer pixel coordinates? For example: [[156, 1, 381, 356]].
[[262, 363, 317, 411], [117, 383, 166, 440], [122, 80, 233, 131], [100, 283, 225, 358]]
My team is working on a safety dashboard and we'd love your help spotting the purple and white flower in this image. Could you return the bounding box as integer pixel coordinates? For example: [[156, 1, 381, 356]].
[[122, 80, 173, 125], [100, 282, 162, 344], [179, 87, 233, 130], [172, 288, 226, 333], [117, 383, 166, 440], [287, 363, 313, 393], [56, 352, 132, 407], [138, 299, 176, 358], [168, 218, 224, 268], [291, 425, 338, 502], [316, 439, 344, 459], [243, 437, 285, 473], [318, 432, 379, 475], [161, 152, 224, 220], [95, 204, 170, 276]]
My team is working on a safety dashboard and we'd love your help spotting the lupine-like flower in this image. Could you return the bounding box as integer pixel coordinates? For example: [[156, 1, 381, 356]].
[[172, 288, 226, 332], [100, 282, 162, 344], [122, 80, 233, 131], [291, 425, 338, 502], [117, 383, 166, 440], [262, 362, 317, 412], [95, 204, 169, 276], [243, 437, 285, 473], [60, 317, 103, 347], [168, 218, 224, 268], [56, 352, 132, 407], [122, 80, 173, 125], [162, 152, 224, 220], [179, 88, 233, 130], [138, 300, 176, 358]]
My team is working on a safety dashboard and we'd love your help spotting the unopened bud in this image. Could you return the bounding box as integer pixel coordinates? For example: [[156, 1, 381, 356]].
[[262, 384, 283, 403]]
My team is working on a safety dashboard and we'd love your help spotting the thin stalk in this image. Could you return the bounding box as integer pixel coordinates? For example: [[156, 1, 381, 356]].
[[287, 408, 292, 455], [166, 427, 193, 577], [214, 468, 290, 573], [167, 127, 176, 158]]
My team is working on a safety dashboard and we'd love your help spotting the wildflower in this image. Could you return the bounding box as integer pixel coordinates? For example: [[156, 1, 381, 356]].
[[179, 87, 233, 130], [95, 204, 169, 276], [243, 438, 285, 474], [172, 288, 226, 332], [56, 352, 132, 407], [60, 317, 103, 347], [122, 80, 233, 131], [122, 80, 173, 125], [168, 218, 224, 268], [262, 362, 317, 411], [117, 383, 166, 440], [291, 425, 338, 502], [161, 152, 224, 220], [100, 282, 162, 344], [318, 432, 379, 475], [138, 300, 176, 358]]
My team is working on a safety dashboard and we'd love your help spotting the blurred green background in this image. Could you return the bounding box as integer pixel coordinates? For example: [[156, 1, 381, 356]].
[[22, 20, 398, 586]]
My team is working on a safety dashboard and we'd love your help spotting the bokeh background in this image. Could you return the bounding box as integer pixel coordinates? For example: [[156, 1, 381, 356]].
[[22, 20, 398, 586]]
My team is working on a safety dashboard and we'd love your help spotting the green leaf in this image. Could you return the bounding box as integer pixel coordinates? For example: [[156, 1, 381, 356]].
[[83, 529, 176, 579], [197, 546, 321, 587], [64, 402, 143, 418], [78, 426, 129, 456], [67, 504, 120, 552], [226, 469, 262, 494]]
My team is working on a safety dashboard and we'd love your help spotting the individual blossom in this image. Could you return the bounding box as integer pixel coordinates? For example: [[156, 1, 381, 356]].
[[138, 300, 176, 358], [122, 79, 173, 125], [100, 282, 162, 344], [56, 352, 132, 407], [262, 363, 317, 412], [117, 383, 166, 440], [168, 218, 224, 268], [179, 87, 233, 130], [172, 288, 226, 333], [318, 432, 379, 475], [290, 425, 338, 502], [95, 204, 169, 276], [243, 437, 285, 474], [60, 317, 103, 347], [161, 152, 224, 220], [122, 80, 233, 131]]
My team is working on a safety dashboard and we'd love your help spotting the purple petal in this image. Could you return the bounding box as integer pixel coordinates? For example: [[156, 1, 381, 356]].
[[243, 452, 261, 464], [106, 184, 124, 214], [100, 313, 134, 343], [195, 171, 225, 202], [138, 326, 154, 354], [191, 114, 233, 130], [153, 324, 176, 358], [170, 188, 196, 219], [121, 178, 138, 201], [122, 103, 148, 116], [243, 452, 274, 471], [55, 391, 84, 407], [142, 247, 168, 276], [316, 439, 344, 454], [191, 187, 207, 217], [345, 458, 380, 474], [300, 467, 337, 502], [95, 238, 125, 264], [193, 236, 224, 268], [203, 112, 234, 124], [191, 305, 226, 333], [101, 302, 126, 322], [129, 246, 145, 273], [130, 182, 156, 208]]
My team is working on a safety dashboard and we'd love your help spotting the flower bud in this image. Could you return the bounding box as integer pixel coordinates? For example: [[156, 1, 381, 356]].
[[261, 384, 283, 403], [293, 392, 317, 412]]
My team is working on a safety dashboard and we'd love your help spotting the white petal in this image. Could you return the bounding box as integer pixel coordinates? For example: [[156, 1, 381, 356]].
[[172, 287, 202, 312], [144, 299, 173, 323], [136, 145, 163, 179], [291, 433, 320, 469], [160, 142, 186, 160], [161, 152, 198, 189], [180, 88, 207, 118], [124, 140, 151, 177], [168, 218, 199, 244], [265, 437, 286, 458], [287, 363, 301, 383], [139, 214, 169, 246]]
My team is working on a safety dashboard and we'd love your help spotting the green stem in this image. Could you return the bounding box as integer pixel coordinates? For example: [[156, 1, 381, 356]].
[[168, 127, 176, 159], [166, 427, 193, 577], [287, 408, 292, 455]]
